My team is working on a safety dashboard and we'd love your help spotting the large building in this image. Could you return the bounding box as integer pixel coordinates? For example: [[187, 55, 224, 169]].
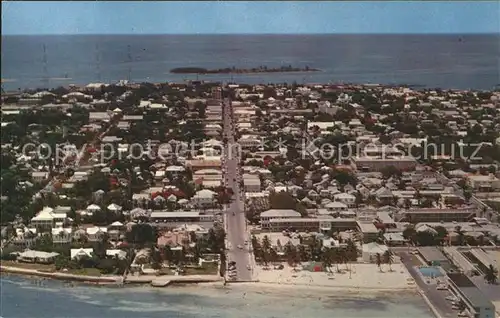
[[467, 174, 500, 191], [261, 216, 357, 233], [352, 156, 417, 172], [396, 207, 476, 223], [447, 273, 495, 318]]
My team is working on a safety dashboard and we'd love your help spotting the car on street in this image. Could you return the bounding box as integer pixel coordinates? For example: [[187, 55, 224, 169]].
[[237, 244, 243, 249]]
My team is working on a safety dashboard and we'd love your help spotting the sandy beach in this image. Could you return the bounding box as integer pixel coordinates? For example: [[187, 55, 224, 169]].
[[250, 263, 416, 291]]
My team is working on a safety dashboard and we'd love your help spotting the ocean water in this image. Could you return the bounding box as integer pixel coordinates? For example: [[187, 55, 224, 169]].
[[0, 275, 433, 318], [1, 34, 499, 90]]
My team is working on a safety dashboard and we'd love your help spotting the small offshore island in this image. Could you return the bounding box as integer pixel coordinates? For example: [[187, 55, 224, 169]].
[[170, 65, 320, 74]]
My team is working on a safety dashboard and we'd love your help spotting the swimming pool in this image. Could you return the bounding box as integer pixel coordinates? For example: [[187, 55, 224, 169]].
[[418, 266, 443, 277]]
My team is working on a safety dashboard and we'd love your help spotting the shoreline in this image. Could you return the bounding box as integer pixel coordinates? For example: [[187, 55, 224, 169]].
[[0, 265, 121, 285], [1, 265, 416, 295]]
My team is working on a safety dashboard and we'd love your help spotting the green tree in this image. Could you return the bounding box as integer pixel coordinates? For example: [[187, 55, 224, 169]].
[[383, 250, 394, 272], [375, 253, 383, 272], [434, 226, 448, 245], [484, 264, 498, 284], [455, 226, 466, 246], [125, 224, 156, 246], [402, 226, 417, 244]]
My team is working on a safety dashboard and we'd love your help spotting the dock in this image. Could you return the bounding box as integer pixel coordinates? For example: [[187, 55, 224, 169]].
[[125, 274, 223, 287]]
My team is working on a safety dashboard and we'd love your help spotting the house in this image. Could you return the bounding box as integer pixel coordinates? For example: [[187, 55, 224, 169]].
[[31, 171, 49, 183], [17, 250, 60, 264], [333, 193, 356, 207], [51, 227, 72, 244], [71, 248, 94, 260], [307, 121, 335, 132], [374, 187, 394, 204], [357, 222, 379, 243], [107, 203, 122, 214], [31, 207, 67, 230], [361, 242, 388, 263], [106, 249, 127, 260], [88, 112, 111, 122], [191, 189, 216, 207], [239, 135, 262, 148], [157, 230, 191, 247], [186, 159, 222, 172], [383, 233, 406, 246], [86, 226, 108, 242], [108, 221, 124, 240], [12, 227, 38, 248], [324, 201, 348, 213], [86, 204, 101, 215], [243, 175, 261, 192]]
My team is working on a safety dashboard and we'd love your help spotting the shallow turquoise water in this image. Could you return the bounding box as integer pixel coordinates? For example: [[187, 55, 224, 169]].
[[0, 274, 434, 318], [418, 267, 444, 278]]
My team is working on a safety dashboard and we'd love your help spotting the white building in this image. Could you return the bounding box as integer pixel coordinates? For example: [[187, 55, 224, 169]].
[[467, 174, 500, 191], [31, 207, 67, 230], [362, 242, 389, 262], [333, 193, 356, 207], [259, 209, 301, 222], [191, 189, 216, 207]]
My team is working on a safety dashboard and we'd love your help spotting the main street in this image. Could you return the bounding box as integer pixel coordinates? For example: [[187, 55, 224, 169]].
[[221, 95, 254, 282]]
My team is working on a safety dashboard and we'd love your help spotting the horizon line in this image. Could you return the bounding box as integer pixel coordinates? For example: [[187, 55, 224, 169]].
[[2, 32, 499, 36]]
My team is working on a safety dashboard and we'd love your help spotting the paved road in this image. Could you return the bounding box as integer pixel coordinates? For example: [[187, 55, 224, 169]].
[[399, 251, 456, 318], [221, 97, 254, 282]]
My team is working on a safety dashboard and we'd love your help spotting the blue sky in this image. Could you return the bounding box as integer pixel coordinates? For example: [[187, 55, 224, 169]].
[[2, 1, 499, 35]]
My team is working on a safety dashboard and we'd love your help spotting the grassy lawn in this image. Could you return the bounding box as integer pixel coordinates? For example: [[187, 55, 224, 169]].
[[2, 260, 105, 276], [184, 263, 218, 275], [1, 260, 56, 272], [66, 267, 102, 276]]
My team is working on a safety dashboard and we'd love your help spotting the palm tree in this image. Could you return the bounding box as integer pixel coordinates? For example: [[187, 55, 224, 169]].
[[284, 242, 297, 267], [455, 226, 466, 246], [261, 235, 272, 266], [330, 248, 341, 273], [383, 250, 394, 272], [321, 247, 333, 273], [345, 239, 358, 261], [308, 235, 323, 261], [375, 253, 383, 272], [484, 264, 498, 284], [338, 248, 349, 271], [251, 235, 261, 256], [151, 247, 163, 270], [161, 245, 173, 264], [403, 225, 417, 245], [297, 244, 308, 262]]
